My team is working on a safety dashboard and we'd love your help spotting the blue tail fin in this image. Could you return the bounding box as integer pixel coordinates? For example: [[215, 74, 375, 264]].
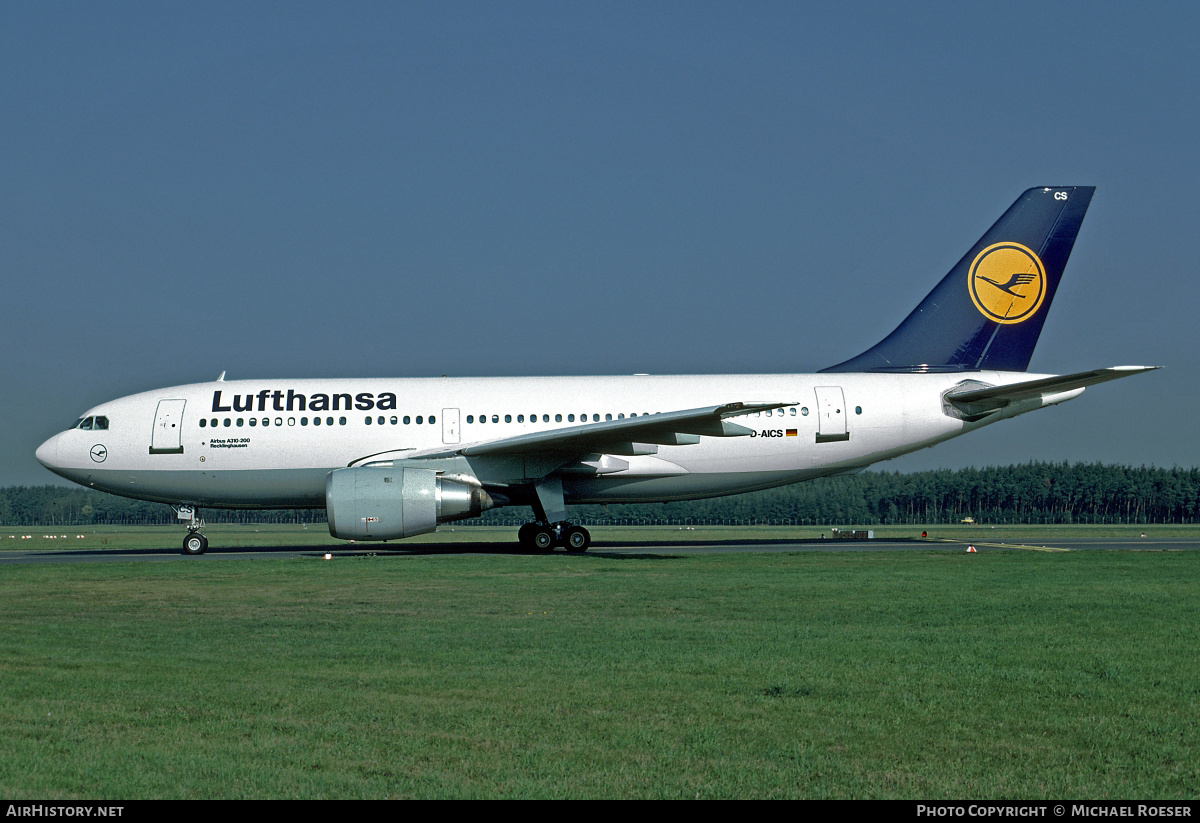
[[821, 186, 1095, 373]]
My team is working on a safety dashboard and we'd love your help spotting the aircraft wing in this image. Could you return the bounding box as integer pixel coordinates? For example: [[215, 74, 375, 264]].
[[945, 366, 1158, 416], [402, 401, 796, 461]]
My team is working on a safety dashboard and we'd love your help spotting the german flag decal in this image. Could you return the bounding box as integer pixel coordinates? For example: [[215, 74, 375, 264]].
[[786, 429, 798, 437]]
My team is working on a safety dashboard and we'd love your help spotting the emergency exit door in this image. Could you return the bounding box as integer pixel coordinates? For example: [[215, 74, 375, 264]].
[[150, 399, 186, 454], [442, 408, 461, 445], [814, 386, 850, 443]]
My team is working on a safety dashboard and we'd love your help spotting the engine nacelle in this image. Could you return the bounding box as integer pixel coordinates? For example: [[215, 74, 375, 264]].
[[325, 466, 496, 541]]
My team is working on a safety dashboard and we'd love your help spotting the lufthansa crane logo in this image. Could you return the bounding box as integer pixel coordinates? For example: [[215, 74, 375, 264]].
[[968, 242, 1047, 324], [90, 444, 107, 463]]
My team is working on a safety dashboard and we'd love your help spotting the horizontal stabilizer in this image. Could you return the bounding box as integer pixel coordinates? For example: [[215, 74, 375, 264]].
[[946, 366, 1158, 417]]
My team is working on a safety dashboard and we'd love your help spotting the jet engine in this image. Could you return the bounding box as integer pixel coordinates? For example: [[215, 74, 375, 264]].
[[325, 466, 497, 541]]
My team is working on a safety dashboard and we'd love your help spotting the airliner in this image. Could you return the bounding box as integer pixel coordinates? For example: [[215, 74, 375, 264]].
[[36, 186, 1156, 554]]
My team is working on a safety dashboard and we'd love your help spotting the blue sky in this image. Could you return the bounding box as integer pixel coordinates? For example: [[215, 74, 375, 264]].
[[2, 2, 1196, 486]]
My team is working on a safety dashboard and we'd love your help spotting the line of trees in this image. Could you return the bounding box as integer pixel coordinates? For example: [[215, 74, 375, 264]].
[[4, 462, 1199, 527], [556, 462, 1200, 526]]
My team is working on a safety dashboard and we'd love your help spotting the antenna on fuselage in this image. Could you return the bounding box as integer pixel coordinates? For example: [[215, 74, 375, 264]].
[[216, 371, 226, 382]]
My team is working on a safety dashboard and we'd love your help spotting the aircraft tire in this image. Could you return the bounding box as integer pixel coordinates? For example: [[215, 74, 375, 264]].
[[531, 527, 555, 553], [517, 523, 536, 547], [564, 526, 590, 553], [182, 533, 208, 556]]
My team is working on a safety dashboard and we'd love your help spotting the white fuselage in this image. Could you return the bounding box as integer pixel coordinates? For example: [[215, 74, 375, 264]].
[[35, 372, 1074, 510]]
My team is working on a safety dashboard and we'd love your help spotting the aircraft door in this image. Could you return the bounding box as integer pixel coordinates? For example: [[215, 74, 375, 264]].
[[150, 399, 186, 454], [814, 386, 850, 443], [442, 408, 461, 445]]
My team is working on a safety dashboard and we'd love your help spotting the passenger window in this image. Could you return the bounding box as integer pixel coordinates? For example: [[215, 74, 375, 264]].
[[505, 414, 512, 423], [338, 417, 346, 425], [237, 418, 244, 427], [223, 419, 231, 427], [301, 417, 308, 426], [430, 416, 435, 424], [390, 416, 398, 425], [276, 418, 283, 426], [491, 415, 498, 423], [467, 415, 474, 424], [200, 419, 207, 428], [593, 414, 599, 422], [378, 416, 385, 425], [404, 416, 411, 424], [517, 414, 524, 423], [606, 414, 612, 421], [542, 414, 549, 422], [568, 414, 575, 422], [416, 416, 423, 424], [365, 416, 372, 425]]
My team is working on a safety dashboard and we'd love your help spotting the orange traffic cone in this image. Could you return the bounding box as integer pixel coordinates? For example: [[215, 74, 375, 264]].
[[966, 545, 977, 553]]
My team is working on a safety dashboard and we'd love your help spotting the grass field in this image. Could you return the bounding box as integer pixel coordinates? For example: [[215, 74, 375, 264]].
[[1, 536, 1198, 798]]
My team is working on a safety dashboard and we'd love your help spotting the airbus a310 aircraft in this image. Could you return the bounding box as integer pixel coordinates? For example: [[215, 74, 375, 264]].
[[37, 186, 1156, 554]]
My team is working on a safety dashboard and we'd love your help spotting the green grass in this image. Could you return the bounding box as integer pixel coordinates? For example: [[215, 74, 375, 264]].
[[1, 550, 1197, 798]]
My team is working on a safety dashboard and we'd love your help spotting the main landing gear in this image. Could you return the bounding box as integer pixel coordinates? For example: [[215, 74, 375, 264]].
[[519, 476, 590, 553], [517, 522, 591, 553], [175, 504, 208, 555]]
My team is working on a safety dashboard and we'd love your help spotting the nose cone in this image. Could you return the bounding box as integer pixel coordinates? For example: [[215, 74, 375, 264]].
[[35, 433, 63, 474]]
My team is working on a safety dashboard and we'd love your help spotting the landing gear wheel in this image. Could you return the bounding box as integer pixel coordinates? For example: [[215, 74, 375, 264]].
[[518, 523, 556, 552], [182, 532, 208, 556], [518, 523, 537, 547], [564, 526, 591, 553], [531, 527, 556, 553]]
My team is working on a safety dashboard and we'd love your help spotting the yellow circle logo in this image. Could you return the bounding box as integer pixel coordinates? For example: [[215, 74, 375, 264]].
[[967, 242, 1047, 324]]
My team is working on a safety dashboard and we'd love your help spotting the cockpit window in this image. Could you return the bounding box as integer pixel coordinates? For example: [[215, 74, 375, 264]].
[[73, 416, 108, 431]]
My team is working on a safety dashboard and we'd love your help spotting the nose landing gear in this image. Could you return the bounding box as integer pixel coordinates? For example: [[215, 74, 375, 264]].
[[175, 504, 208, 555], [182, 531, 209, 555]]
